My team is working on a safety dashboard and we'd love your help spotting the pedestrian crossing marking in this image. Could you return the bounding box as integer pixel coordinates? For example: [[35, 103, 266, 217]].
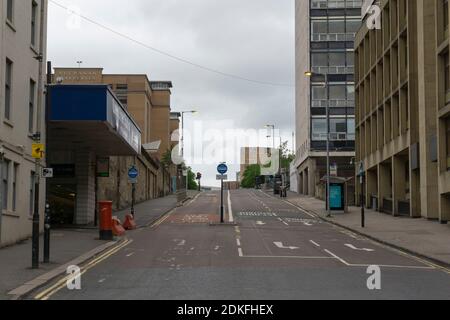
[[238, 212, 278, 217]]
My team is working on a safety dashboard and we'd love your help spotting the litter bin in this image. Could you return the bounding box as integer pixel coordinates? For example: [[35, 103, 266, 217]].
[[99, 201, 113, 241]]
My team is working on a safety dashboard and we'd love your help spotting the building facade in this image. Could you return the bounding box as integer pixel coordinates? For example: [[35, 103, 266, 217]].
[[50, 68, 179, 221], [293, 0, 361, 202], [355, 0, 450, 222], [0, 0, 48, 246]]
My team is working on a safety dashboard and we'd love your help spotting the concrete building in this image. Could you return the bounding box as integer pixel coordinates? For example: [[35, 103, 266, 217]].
[[240, 147, 271, 180], [354, 0, 450, 223], [48, 68, 179, 222], [293, 0, 362, 202], [0, 0, 48, 246]]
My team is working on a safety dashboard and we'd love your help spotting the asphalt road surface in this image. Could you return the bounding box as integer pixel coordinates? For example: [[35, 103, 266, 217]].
[[30, 190, 450, 300]]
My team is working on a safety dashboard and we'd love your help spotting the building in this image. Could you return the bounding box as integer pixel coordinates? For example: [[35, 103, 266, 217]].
[[293, 0, 362, 202], [0, 0, 48, 246], [49, 68, 179, 222], [354, 0, 449, 223], [240, 147, 272, 180]]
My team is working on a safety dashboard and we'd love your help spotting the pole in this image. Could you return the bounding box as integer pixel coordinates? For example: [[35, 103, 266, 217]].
[[326, 75, 331, 218], [131, 183, 136, 217], [43, 202, 50, 263], [181, 112, 184, 160], [220, 178, 224, 223], [361, 175, 365, 228], [0, 149, 4, 243]]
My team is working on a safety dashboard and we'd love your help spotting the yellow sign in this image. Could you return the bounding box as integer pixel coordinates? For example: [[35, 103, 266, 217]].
[[32, 143, 45, 159]]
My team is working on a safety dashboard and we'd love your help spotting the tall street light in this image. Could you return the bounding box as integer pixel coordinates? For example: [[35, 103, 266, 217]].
[[266, 124, 275, 149], [181, 110, 198, 190], [305, 71, 331, 218]]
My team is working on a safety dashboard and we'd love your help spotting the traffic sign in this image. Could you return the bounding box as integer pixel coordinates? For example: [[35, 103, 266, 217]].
[[42, 168, 53, 178], [128, 166, 139, 183], [32, 143, 45, 159], [217, 174, 228, 181], [217, 163, 228, 175]]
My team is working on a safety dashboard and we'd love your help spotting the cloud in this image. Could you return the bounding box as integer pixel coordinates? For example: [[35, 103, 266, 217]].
[[48, 0, 295, 186]]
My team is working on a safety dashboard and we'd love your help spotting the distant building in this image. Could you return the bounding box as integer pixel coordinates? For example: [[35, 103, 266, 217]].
[[240, 147, 272, 180], [0, 0, 48, 246], [293, 0, 361, 201]]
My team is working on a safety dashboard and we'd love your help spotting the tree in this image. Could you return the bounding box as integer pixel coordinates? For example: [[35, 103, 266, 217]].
[[187, 169, 198, 190], [241, 164, 261, 189], [280, 141, 295, 170]]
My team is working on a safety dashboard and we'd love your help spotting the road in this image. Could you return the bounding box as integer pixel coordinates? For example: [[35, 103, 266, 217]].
[[30, 190, 450, 300]]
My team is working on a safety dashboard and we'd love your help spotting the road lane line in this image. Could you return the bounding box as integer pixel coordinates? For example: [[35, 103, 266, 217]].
[[227, 190, 234, 223], [238, 248, 244, 257], [310, 240, 321, 248], [324, 249, 351, 266], [236, 239, 241, 247], [126, 252, 135, 257], [241, 255, 334, 259], [35, 239, 133, 300], [277, 218, 289, 226]]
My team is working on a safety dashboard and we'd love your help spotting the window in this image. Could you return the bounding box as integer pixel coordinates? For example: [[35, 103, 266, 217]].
[[330, 119, 347, 133], [312, 119, 328, 141], [329, 52, 346, 67], [2, 160, 10, 211], [12, 164, 18, 211], [446, 117, 450, 170], [347, 119, 356, 140], [444, 0, 449, 32], [30, 172, 35, 216], [445, 53, 450, 94], [7, 0, 14, 23], [329, 85, 347, 101], [5, 59, 13, 120], [31, 1, 38, 46], [29, 80, 36, 133], [312, 53, 328, 67]]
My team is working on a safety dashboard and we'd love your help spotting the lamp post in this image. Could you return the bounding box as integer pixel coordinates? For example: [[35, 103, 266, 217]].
[[181, 110, 197, 190], [305, 71, 331, 218]]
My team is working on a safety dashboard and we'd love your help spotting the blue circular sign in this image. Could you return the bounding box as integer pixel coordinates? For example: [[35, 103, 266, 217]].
[[217, 163, 228, 175], [128, 167, 139, 179]]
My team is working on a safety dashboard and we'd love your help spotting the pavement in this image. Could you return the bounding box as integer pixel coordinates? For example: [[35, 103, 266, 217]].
[[0, 193, 187, 300], [282, 191, 450, 267], [24, 189, 450, 300]]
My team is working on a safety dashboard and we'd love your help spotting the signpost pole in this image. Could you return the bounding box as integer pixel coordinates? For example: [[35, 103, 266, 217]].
[[221, 178, 224, 223], [361, 175, 365, 228], [217, 163, 228, 224], [43, 203, 50, 263]]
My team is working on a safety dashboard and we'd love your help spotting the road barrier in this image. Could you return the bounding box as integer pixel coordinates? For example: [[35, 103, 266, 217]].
[[123, 213, 137, 230]]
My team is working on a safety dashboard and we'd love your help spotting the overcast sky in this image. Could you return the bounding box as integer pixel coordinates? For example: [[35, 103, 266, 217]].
[[48, 0, 295, 187]]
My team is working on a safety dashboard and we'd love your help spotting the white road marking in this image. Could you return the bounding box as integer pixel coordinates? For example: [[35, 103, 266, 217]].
[[98, 279, 106, 283], [236, 239, 241, 247], [238, 248, 244, 257], [241, 255, 334, 260], [310, 240, 321, 248], [324, 249, 351, 266], [277, 218, 289, 226], [177, 240, 186, 246], [227, 190, 234, 223], [126, 252, 135, 257], [274, 242, 299, 250], [345, 244, 375, 252], [214, 246, 220, 251], [256, 221, 266, 226]]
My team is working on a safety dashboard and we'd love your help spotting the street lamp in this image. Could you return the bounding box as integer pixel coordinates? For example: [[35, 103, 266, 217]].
[[305, 71, 331, 218], [265, 125, 276, 149], [181, 110, 198, 190]]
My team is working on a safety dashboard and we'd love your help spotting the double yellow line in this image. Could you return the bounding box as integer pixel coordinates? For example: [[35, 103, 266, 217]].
[[34, 239, 133, 300]]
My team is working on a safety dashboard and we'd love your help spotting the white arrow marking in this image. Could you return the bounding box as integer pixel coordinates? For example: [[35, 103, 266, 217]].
[[274, 242, 299, 250], [177, 240, 186, 246], [256, 221, 266, 226], [345, 244, 375, 252]]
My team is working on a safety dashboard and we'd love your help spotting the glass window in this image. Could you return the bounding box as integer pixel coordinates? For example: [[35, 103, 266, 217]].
[[329, 85, 346, 100], [29, 80, 36, 133], [312, 86, 327, 100], [330, 119, 347, 133], [312, 119, 328, 141], [346, 20, 361, 33], [311, 20, 328, 34], [31, 1, 38, 46], [347, 85, 355, 101], [312, 53, 328, 67], [329, 52, 346, 67], [2, 160, 9, 210], [5, 59, 13, 120], [329, 20, 345, 33], [7, 0, 14, 22], [12, 164, 18, 211], [446, 117, 450, 170], [347, 52, 355, 67]]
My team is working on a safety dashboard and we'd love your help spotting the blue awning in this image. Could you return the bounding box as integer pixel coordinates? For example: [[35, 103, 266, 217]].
[[47, 85, 141, 156]]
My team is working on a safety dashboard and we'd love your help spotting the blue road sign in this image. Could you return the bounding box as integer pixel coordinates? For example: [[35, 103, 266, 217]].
[[217, 163, 228, 175], [128, 166, 139, 180]]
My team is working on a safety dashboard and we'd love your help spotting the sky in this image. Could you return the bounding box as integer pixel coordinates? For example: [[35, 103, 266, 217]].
[[47, 0, 295, 187]]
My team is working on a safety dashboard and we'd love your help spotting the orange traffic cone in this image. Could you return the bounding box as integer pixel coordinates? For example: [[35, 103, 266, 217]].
[[123, 214, 137, 230], [112, 217, 126, 237]]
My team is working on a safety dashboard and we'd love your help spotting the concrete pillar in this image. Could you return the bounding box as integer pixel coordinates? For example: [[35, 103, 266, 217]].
[[439, 194, 450, 223], [367, 169, 378, 210], [75, 151, 96, 225], [378, 163, 392, 213], [393, 155, 407, 216], [303, 169, 309, 195], [417, 0, 439, 219], [410, 167, 421, 218], [308, 159, 317, 197]]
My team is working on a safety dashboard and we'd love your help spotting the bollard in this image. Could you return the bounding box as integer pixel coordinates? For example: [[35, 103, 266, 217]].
[[43, 203, 51, 263]]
